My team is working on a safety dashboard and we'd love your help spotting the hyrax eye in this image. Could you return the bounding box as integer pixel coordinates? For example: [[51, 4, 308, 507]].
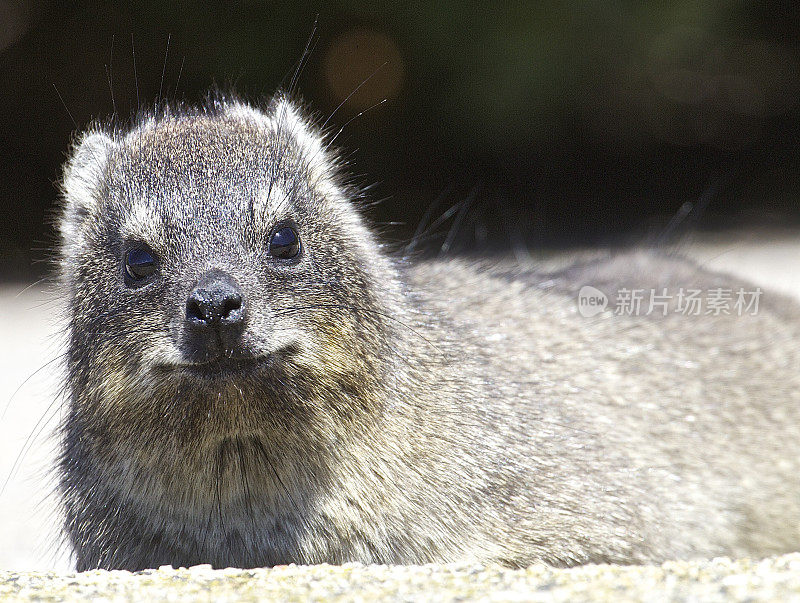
[[124, 247, 157, 282], [268, 226, 301, 260]]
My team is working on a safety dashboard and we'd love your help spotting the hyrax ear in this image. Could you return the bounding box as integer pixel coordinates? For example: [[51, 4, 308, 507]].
[[60, 130, 116, 245], [269, 96, 332, 177]]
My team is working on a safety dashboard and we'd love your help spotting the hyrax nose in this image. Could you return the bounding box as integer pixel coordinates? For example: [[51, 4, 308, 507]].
[[186, 271, 245, 328]]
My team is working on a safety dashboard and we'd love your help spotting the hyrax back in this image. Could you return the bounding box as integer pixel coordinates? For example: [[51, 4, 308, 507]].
[[57, 94, 800, 571]]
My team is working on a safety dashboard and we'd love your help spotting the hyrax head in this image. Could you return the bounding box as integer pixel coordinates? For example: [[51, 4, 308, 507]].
[[58, 96, 397, 440]]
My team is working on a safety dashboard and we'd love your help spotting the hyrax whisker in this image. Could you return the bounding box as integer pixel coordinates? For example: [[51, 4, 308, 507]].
[[3, 352, 67, 422]]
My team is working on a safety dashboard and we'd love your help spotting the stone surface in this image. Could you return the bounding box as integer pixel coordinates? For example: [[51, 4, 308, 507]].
[[3, 555, 800, 602]]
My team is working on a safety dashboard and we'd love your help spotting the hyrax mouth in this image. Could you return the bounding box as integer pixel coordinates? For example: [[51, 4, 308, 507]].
[[179, 354, 268, 379]]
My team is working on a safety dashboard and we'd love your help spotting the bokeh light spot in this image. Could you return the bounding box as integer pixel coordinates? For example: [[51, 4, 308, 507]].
[[0, 0, 31, 54], [323, 27, 405, 113]]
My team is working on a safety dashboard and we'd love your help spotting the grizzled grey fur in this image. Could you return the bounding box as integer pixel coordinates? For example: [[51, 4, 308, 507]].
[[57, 94, 800, 571]]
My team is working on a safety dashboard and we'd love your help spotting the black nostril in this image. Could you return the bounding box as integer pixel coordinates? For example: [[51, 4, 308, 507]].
[[221, 293, 242, 319], [185, 272, 245, 327], [186, 296, 205, 322]]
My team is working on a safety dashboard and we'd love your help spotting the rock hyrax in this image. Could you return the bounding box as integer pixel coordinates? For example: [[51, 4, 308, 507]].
[[57, 94, 800, 571]]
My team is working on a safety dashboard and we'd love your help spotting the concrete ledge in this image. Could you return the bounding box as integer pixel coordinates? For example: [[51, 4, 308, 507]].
[[2, 554, 800, 602]]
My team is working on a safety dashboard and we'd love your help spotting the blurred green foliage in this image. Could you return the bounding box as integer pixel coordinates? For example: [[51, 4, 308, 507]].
[[1, 1, 798, 274]]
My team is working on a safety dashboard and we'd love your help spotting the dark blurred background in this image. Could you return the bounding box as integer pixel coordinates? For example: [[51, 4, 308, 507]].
[[1, 1, 799, 278]]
